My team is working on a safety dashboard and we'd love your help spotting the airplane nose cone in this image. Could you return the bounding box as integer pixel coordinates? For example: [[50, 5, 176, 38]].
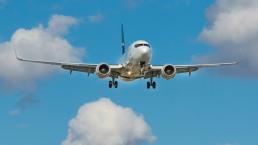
[[141, 46, 150, 54]]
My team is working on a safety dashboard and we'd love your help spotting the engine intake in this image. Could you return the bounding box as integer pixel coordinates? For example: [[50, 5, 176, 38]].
[[96, 63, 111, 78], [161, 64, 176, 80]]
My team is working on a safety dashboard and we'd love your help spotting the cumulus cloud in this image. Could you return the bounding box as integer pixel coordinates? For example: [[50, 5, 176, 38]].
[[62, 98, 156, 145], [197, 0, 258, 77], [47, 15, 79, 36], [88, 13, 104, 23], [0, 14, 83, 89]]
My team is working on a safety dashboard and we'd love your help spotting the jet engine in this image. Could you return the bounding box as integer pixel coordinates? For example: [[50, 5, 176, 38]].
[[96, 63, 111, 78], [161, 64, 176, 80]]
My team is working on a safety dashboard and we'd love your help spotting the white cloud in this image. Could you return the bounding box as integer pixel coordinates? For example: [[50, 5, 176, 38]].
[[198, 0, 258, 77], [201, 0, 258, 45], [47, 14, 79, 36], [62, 98, 156, 145], [88, 13, 104, 23], [0, 14, 83, 89]]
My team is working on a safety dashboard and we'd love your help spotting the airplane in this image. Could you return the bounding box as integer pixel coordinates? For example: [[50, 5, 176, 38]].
[[15, 25, 238, 89]]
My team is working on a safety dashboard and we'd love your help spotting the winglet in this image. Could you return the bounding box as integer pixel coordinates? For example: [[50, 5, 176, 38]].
[[234, 61, 240, 65], [14, 49, 22, 61], [228, 61, 240, 66]]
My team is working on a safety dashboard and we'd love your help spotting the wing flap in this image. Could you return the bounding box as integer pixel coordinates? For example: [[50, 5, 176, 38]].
[[61, 64, 96, 73], [144, 70, 160, 79], [175, 66, 199, 74]]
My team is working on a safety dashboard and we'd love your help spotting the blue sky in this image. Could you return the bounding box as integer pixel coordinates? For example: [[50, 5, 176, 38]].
[[0, 0, 258, 145]]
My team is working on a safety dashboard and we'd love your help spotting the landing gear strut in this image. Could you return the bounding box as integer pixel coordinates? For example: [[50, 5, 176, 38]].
[[109, 78, 118, 88], [147, 78, 156, 89]]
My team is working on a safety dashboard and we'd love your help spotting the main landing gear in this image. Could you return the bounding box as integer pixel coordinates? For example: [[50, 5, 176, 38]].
[[109, 78, 118, 88], [147, 78, 156, 89]]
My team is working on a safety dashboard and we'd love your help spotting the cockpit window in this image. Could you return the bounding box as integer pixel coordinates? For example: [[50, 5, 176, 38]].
[[135, 44, 143, 48], [135, 43, 150, 48], [144, 44, 150, 47]]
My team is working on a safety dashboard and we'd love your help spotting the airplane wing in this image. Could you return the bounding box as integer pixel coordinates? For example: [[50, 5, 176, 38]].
[[174, 62, 239, 74], [15, 52, 122, 75], [144, 62, 239, 79]]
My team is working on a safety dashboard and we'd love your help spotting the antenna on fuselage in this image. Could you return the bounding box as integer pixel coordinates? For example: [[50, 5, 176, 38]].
[[121, 24, 126, 55]]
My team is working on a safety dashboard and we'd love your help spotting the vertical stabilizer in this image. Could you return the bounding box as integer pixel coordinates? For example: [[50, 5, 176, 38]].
[[121, 24, 126, 55]]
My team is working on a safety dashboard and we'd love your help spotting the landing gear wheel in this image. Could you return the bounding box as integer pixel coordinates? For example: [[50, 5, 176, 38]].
[[152, 81, 156, 89], [109, 81, 113, 88], [114, 81, 118, 88], [147, 82, 151, 89]]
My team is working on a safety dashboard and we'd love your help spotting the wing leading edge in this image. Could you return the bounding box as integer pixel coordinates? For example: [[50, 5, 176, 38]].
[[144, 61, 239, 79], [15, 50, 238, 79], [16, 55, 97, 74], [174, 62, 239, 74], [15, 51, 124, 74]]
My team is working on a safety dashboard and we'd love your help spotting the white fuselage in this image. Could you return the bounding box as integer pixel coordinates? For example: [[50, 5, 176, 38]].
[[120, 40, 152, 81]]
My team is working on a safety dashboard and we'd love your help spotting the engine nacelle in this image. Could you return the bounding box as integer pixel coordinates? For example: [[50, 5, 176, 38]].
[[161, 64, 176, 80], [96, 63, 111, 79]]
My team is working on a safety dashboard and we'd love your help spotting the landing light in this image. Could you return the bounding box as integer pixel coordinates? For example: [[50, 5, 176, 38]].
[[127, 71, 132, 75]]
